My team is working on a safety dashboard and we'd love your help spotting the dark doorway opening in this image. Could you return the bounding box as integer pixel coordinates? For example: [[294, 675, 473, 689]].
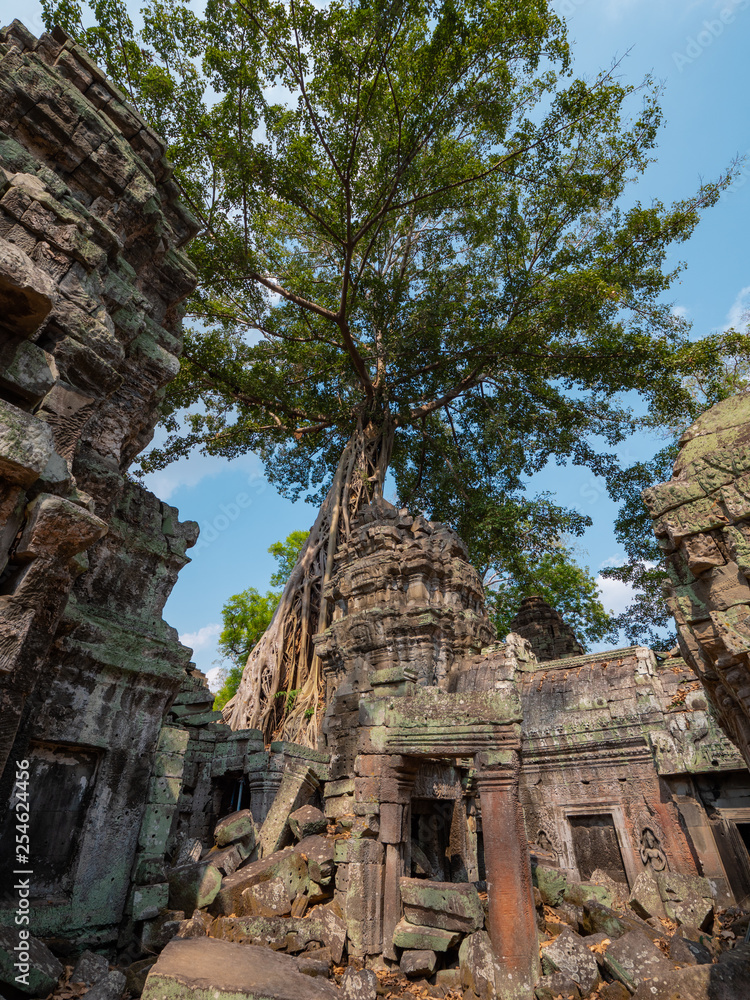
[[411, 798, 468, 882], [569, 813, 628, 886]]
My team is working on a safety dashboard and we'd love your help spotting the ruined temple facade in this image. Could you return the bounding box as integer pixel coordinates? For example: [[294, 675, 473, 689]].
[[2, 20, 750, 1000], [645, 391, 750, 769]]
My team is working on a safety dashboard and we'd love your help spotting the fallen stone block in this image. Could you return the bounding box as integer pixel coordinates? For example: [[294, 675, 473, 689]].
[[125, 958, 158, 998], [669, 932, 712, 966], [628, 870, 667, 921], [603, 929, 675, 991], [215, 809, 256, 848], [599, 984, 629, 1000], [582, 901, 660, 942], [211, 903, 347, 964], [340, 967, 378, 1000], [176, 910, 213, 939], [142, 938, 340, 1000], [400, 877, 484, 933], [630, 961, 750, 1000], [435, 968, 462, 990], [296, 947, 332, 978], [213, 847, 307, 915], [534, 865, 569, 907], [168, 861, 222, 913], [564, 881, 614, 910], [71, 951, 109, 986], [295, 835, 335, 885], [242, 876, 293, 918], [0, 926, 63, 997], [657, 873, 715, 931], [541, 927, 599, 995], [459, 930, 496, 1000], [393, 919, 460, 953], [202, 843, 245, 876], [534, 972, 581, 1000], [400, 949, 437, 978], [290, 805, 327, 840], [84, 970, 126, 1000]]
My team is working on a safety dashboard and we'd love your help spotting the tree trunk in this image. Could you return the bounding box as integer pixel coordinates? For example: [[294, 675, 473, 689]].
[[223, 415, 395, 746]]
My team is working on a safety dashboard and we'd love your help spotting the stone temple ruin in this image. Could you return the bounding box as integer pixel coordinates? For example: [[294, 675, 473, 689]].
[[1, 19, 750, 1000]]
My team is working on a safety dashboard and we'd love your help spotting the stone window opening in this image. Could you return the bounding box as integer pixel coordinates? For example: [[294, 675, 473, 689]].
[[568, 812, 629, 887], [0, 741, 101, 900]]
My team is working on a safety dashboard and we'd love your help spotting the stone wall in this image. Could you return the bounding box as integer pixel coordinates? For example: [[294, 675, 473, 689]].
[[644, 391, 750, 768], [517, 644, 750, 906], [0, 19, 200, 945]]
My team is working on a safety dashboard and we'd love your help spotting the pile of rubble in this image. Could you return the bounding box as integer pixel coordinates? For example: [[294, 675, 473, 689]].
[[5, 798, 750, 1000]]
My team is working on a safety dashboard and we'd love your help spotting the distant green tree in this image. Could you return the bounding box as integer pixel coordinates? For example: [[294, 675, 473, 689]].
[[213, 531, 308, 709], [485, 545, 617, 649]]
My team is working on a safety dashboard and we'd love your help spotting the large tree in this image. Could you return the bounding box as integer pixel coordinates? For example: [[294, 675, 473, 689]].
[[44, 0, 738, 743]]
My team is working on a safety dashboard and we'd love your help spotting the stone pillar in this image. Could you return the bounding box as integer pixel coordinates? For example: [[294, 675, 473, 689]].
[[475, 749, 539, 1000]]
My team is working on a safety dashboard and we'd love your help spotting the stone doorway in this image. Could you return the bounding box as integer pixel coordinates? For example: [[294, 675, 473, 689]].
[[569, 813, 629, 886]]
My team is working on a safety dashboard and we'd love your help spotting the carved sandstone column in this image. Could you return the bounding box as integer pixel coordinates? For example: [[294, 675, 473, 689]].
[[475, 749, 539, 1000]]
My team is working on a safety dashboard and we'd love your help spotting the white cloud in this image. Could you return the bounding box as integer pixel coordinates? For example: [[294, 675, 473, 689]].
[[596, 573, 636, 615], [180, 623, 221, 650], [599, 552, 626, 570], [205, 666, 225, 694], [142, 450, 263, 501], [726, 285, 750, 330], [672, 304, 690, 321]]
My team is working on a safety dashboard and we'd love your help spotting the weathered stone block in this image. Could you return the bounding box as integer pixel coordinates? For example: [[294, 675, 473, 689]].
[[458, 930, 496, 1000], [289, 804, 327, 840], [214, 808, 255, 847], [0, 925, 63, 997], [84, 970, 126, 1000], [400, 878, 484, 933], [603, 929, 675, 991], [70, 951, 109, 987], [628, 870, 667, 921], [657, 873, 714, 930], [132, 882, 169, 921], [400, 949, 437, 978], [167, 861, 222, 913], [534, 865, 568, 907], [241, 876, 292, 918], [340, 967, 377, 1000], [213, 848, 307, 915], [540, 927, 599, 995], [141, 939, 340, 1000], [392, 918, 460, 952]]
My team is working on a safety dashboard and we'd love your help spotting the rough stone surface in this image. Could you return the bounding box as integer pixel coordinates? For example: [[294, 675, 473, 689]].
[[630, 960, 750, 1000], [534, 973, 581, 1000], [399, 950, 437, 978], [645, 391, 750, 769], [0, 18, 200, 946], [0, 926, 63, 997], [289, 805, 327, 840], [296, 947, 332, 978], [400, 878, 484, 933], [458, 931, 496, 1000], [510, 595, 584, 662], [603, 929, 676, 990], [214, 848, 307, 916], [541, 928, 599, 995], [657, 873, 715, 930], [142, 938, 340, 1000], [392, 919, 460, 952], [629, 870, 667, 921], [71, 951, 109, 986], [83, 971, 126, 1000], [214, 809, 256, 848], [340, 967, 377, 1000], [241, 876, 293, 918], [168, 862, 222, 913]]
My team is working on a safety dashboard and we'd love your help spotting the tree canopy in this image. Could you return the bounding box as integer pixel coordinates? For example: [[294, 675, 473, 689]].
[[42, 0, 749, 738]]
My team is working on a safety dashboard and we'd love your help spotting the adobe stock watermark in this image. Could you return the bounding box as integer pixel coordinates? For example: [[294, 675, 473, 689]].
[[192, 473, 267, 553], [673, 0, 748, 73], [11, 760, 34, 989]]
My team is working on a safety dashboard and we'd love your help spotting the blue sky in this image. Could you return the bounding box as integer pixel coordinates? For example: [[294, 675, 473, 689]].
[[8, 0, 750, 683]]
